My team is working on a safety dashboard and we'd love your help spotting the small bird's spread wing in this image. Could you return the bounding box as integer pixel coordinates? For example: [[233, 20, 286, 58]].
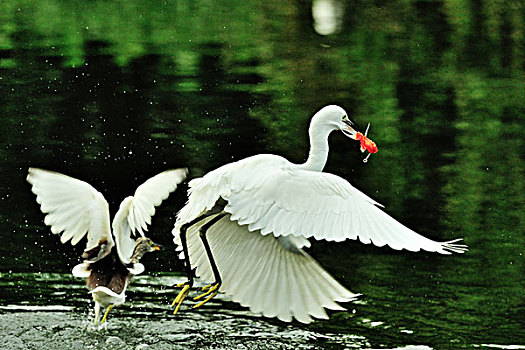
[[127, 168, 188, 236], [112, 168, 187, 264], [184, 214, 358, 323], [112, 197, 138, 266], [225, 166, 466, 254], [26, 168, 114, 259]]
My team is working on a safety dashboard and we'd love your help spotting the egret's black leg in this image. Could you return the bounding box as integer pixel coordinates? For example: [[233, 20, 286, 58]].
[[179, 221, 196, 285], [176, 198, 227, 282], [200, 213, 226, 284], [193, 213, 227, 308], [171, 213, 210, 314]]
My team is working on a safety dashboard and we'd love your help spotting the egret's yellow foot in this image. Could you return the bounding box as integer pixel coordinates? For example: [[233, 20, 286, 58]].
[[193, 283, 220, 309], [171, 283, 191, 315], [171, 282, 191, 307], [100, 304, 114, 324], [194, 283, 219, 300]]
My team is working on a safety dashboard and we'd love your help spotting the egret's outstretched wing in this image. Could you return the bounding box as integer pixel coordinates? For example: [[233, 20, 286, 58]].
[[224, 165, 466, 254], [175, 155, 285, 232], [112, 168, 187, 264], [183, 214, 358, 324], [26, 168, 113, 258], [176, 155, 466, 254]]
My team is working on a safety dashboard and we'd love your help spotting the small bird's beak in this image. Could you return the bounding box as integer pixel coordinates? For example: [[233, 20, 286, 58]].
[[151, 243, 163, 251], [341, 119, 357, 140]]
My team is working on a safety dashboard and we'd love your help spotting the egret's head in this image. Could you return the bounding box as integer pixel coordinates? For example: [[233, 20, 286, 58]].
[[311, 105, 357, 139]]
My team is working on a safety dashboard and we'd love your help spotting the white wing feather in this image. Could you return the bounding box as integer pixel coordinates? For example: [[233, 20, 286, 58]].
[[127, 168, 188, 236], [176, 155, 466, 254], [112, 197, 137, 265], [225, 166, 466, 254], [112, 168, 187, 264], [184, 214, 358, 323], [26, 168, 113, 253]]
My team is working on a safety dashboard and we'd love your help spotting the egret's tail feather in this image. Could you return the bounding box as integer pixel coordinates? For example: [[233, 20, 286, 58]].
[[184, 214, 359, 324], [441, 239, 468, 254]]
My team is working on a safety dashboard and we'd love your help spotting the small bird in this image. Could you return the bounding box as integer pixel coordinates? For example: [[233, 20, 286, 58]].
[[170, 105, 467, 323], [27, 167, 187, 325]]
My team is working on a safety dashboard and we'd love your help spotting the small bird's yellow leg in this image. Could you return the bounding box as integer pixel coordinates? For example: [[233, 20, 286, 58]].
[[100, 304, 114, 324], [93, 302, 101, 325], [171, 283, 191, 315], [193, 283, 219, 309]]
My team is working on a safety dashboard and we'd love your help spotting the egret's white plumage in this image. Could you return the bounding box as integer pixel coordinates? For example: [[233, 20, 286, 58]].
[[172, 105, 467, 323], [27, 167, 187, 324], [183, 214, 355, 323]]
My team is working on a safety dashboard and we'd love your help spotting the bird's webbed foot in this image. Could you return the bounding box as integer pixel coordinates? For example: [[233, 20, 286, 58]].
[[193, 282, 220, 309], [171, 281, 192, 315]]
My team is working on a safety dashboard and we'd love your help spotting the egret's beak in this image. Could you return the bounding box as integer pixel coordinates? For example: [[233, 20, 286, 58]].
[[151, 242, 163, 251], [341, 119, 357, 139]]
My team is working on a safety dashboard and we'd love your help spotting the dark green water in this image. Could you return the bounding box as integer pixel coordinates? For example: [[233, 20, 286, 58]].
[[0, 1, 523, 349]]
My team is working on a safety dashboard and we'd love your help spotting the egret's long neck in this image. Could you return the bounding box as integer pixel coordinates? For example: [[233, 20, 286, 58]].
[[299, 123, 332, 172]]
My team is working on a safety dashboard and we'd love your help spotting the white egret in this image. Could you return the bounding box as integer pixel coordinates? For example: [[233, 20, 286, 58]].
[[170, 105, 467, 323], [27, 167, 187, 325]]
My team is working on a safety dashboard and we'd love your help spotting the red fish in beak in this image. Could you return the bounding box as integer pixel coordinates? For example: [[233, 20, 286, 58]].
[[355, 124, 378, 163]]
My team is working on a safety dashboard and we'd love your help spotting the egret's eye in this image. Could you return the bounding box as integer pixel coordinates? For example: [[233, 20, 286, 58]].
[[341, 115, 353, 127]]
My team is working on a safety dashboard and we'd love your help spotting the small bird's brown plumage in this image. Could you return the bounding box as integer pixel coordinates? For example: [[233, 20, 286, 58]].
[[87, 249, 131, 295]]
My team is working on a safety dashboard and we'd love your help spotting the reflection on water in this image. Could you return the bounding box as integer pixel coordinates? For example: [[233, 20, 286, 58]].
[[0, 0, 523, 349], [312, 0, 344, 36]]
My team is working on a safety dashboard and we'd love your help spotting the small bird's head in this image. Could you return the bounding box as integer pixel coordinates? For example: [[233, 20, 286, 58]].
[[133, 237, 162, 260], [311, 105, 357, 139]]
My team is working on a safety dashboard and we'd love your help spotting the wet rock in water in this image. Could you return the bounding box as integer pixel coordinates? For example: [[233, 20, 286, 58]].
[[162, 333, 193, 342], [105, 335, 127, 349], [135, 344, 149, 350]]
